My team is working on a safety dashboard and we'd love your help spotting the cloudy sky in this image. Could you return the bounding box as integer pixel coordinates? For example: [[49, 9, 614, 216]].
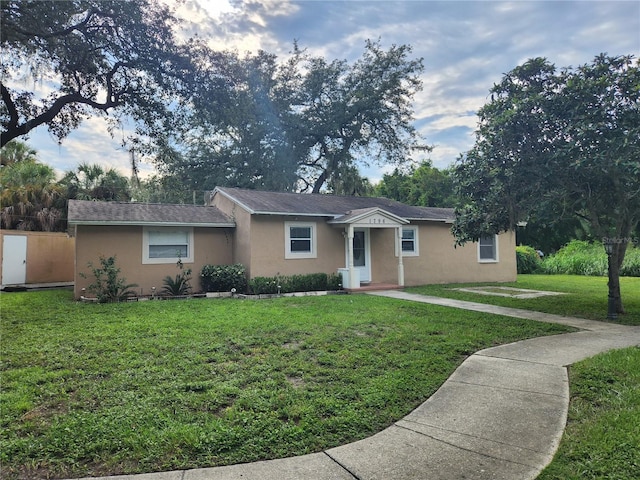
[[24, 0, 640, 183]]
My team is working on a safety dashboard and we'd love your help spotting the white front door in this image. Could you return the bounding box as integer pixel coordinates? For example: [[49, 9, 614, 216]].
[[2, 235, 27, 285], [352, 229, 371, 283]]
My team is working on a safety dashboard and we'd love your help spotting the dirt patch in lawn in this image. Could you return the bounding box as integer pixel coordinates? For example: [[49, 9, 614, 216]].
[[454, 286, 566, 299]]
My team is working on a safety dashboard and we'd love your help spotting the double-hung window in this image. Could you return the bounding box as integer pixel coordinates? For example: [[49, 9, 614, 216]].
[[397, 226, 419, 256], [478, 234, 498, 262], [285, 222, 317, 259], [143, 227, 194, 264]]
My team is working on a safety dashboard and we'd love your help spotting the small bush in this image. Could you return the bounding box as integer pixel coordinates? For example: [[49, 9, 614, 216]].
[[200, 264, 248, 292], [162, 259, 192, 296], [516, 245, 541, 274], [80, 255, 138, 303], [249, 272, 342, 295], [249, 276, 280, 295]]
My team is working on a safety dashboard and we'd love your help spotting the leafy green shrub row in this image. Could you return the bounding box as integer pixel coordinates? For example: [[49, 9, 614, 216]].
[[516, 245, 542, 274], [200, 264, 248, 292], [249, 272, 342, 295], [539, 240, 640, 277]]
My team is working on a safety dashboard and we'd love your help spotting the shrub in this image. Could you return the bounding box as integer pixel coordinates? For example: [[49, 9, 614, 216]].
[[249, 276, 280, 295], [200, 264, 248, 292], [162, 259, 192, 296], [621, 245, 640, 277], [80, 255, 138, 303], [516, 245, 541, 274], [540, 240, 640, 277], [249, 272, 342, 295]]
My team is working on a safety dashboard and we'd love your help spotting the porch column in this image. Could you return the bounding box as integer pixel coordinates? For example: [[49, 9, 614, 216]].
[[347, 225, 356, 288], [397, 226, 405, 286]]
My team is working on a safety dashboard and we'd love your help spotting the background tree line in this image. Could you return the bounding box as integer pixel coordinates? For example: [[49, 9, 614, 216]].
[[0, 139, 456, 231]]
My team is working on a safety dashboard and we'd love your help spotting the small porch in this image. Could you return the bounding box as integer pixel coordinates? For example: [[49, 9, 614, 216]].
[[329, 207, 409, 290]]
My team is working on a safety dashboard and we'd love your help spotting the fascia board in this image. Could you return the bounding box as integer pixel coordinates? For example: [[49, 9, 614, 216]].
[[405, 217, 454, 224], [69, 220, 236, 228]]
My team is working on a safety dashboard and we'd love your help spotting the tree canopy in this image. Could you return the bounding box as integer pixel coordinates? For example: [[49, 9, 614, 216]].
[[375, 160, 456, 207], [0, 0, 203, 148], [60, 163, 131, 202], [155, 40, 428, 194], [2, 1, 428, 196], [453, 54, 640, 313]]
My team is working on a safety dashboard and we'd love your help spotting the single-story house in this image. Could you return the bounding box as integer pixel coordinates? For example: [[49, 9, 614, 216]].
[[68, 187, 516, 299]]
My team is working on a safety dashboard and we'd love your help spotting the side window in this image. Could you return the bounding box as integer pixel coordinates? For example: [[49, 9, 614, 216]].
[[478, 234, 498, 262], [143, 227, 194, 264], [285, 222, 317, 259]]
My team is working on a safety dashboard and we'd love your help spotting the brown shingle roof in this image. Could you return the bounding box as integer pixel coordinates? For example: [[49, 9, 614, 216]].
[[213, 187, 454, 222], [67, 200, 234, 226]]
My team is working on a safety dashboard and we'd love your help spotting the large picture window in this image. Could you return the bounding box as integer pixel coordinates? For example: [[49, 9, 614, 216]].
[[478, 234, 498, 262], [143, 227, 194, 264], [285, 222, 317, 259]]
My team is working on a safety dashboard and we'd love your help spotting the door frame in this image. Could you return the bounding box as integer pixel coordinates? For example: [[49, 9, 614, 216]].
[[350, 228, 371, 283]]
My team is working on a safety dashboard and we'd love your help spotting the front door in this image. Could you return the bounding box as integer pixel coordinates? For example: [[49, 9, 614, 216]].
[[353, 229, 371, 283], [2, 235, 27, 285]]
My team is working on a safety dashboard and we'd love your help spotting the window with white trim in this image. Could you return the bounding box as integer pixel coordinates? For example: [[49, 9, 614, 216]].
[[396, 226, 419, 256], [143, 227, 194, 264], [478, 234, 498, 262], [285, 222, 317, 259]]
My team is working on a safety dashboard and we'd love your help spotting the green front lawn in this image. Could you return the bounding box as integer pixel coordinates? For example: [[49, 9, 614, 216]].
[[406, 275, 640, 325], [538, 346, 640, 479], [0, 290, 571, 479]]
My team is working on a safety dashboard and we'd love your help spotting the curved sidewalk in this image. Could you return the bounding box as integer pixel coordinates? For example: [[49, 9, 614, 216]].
[[78, 291, 640, 480]]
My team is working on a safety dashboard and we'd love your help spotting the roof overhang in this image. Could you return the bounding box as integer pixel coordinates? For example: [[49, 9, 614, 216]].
[[69, 220, 235, 228], [405, 217, 454, 224]]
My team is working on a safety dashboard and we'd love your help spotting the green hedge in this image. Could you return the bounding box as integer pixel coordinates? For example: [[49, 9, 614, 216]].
[[200, 264, 248, 292], [540, 240, 640, 277], [516, 245, 542, 274], [249, 272, 342, 295]]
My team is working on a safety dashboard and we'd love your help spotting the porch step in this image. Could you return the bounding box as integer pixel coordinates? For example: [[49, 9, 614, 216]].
[[346, 283, 403, 293]]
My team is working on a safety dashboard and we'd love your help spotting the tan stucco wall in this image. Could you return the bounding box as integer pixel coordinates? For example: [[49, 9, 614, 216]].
[[247, 215, 345, 278], [1, 230, 74, 284], [211, 193, 252, 275], [371, 224, 517, 285], [74, 225, 233, 298]]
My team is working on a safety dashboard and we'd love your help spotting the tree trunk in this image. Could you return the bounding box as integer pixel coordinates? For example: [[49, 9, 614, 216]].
[[607, 240, 628, 315]]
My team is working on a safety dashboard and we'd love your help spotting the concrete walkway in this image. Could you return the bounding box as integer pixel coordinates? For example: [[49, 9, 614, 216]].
[[75, 291, 640, 480]]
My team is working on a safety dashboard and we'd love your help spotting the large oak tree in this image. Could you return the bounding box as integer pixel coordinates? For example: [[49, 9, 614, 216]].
[[0, 0, 204, 148], [453, 54, 640, 315], [156, 41, 428, 194]]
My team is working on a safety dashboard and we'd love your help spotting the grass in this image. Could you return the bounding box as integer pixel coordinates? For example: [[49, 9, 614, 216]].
[[0, 289, 572, 480], [538, 346, 640, 479], [406, 274, 640, 325]]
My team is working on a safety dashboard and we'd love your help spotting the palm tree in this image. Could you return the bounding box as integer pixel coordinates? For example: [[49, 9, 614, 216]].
[[61, 163, 131, 201], [0, 159, 65, 231], [0, 140, 38, 166]]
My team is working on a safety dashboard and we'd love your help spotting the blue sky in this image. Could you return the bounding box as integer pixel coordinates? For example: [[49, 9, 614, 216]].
[[25, 0, 640, 184]]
